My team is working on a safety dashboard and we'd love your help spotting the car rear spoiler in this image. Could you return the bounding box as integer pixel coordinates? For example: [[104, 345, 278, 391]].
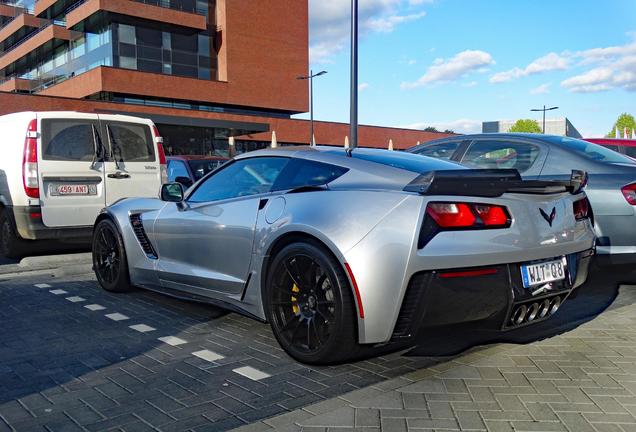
[[404, 169, 587, 197]]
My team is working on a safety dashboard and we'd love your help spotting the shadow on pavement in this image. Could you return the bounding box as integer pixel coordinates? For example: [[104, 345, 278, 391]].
[[0, 241, 90, 266], [406, 271, 624, 357]]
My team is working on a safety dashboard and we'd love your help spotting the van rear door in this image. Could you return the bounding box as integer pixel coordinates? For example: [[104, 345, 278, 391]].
[[38, 113, 106, 228], [100, 117, 162, 206]]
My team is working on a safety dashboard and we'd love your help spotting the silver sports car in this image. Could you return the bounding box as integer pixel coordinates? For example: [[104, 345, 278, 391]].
[[92, 147, 596, 364]]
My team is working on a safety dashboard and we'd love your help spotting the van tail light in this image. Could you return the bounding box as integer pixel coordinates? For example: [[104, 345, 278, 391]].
[[426, 202, 511, 228], [622, 183, 636, 205], [573, 197, 590, 220], [22, 119, 39, 199], [152, 124, 168, 184], [419, 202, 511, 248]]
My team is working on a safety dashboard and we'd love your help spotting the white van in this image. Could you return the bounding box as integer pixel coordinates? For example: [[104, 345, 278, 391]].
[[0, 111, 167, 258]]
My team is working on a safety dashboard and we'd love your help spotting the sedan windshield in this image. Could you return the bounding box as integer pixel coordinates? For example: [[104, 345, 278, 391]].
[[188, 159, 227, 180], [555, 137, 635, 164]]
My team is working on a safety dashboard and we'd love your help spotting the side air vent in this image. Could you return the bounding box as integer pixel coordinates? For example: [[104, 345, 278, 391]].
[[129, 213, 158, 259]]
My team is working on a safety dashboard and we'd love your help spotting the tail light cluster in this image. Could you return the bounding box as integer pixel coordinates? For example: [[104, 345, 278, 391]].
[[622, 183, 636, 205], [152, 124, 168, 184], [426, 202, 511, 229], [22, 119, 39, 199], [573, 197, 591, 221], [418, 201, 511, 248]]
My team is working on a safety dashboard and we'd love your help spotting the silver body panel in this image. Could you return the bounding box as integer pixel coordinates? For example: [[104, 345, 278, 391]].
[[102, 147, 596, 344]]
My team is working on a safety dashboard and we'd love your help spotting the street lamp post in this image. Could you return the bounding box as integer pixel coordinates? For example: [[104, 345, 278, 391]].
[[297, 70, 327, 146], [530, 105, 559, 134], [350, 0, 359, 149]]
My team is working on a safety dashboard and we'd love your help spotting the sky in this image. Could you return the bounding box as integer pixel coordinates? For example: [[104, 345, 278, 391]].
[[295, 0, 636, 137]]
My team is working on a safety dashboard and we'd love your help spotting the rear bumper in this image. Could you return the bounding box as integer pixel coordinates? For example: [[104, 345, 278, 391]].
[[391, 248, 594, 341], [11, 206, 92, 241]]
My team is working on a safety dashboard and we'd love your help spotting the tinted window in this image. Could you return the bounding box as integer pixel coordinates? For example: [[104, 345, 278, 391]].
[[273, 159, 349, 191], [326, 149, 463, 174], [42, 119, 96, 162], [462, 140, 540, 172], [555, 137, 635, 164], [413, 142, 459, 160], [106, 122, 155, 162], [623, 146, 636, 159], [167, 160, 189, 181], [188, 159, 226, 180], [188, 157, 289, 203]]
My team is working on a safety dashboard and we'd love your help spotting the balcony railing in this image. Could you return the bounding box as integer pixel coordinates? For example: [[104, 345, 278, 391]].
[[0, 17, 65, 55], [132, 0, 207, 16]]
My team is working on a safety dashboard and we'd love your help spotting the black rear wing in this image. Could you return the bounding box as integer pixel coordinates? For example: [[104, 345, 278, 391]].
[[404, 169, 587, 197]]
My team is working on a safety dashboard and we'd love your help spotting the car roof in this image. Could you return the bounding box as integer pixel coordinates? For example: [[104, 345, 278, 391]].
[[234, 145, 465, 175]]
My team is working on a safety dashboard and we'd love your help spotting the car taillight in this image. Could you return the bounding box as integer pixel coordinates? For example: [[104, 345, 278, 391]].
[[426, 202, 511, 228], [152, 124, 168, 184], [573, 197, 590, 220], [622, 183, 636, 205], [22, 119, 39, 199]]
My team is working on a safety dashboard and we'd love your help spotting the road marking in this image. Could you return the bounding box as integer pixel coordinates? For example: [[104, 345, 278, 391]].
[[66, 296, 86, 303], [49, 289, 67, 295], [85, 304, 106, 311], [192, 350, 224, 362], [129, 324, 156, 333], [35, 284, 51, 288], [105, 313, 129, 321], [233, 366, 271, 381], [158, 336, 187, 346]]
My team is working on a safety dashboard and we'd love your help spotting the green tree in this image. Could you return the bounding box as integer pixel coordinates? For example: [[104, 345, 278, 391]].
[[508, 119, 542, 133], [606, 113, 636, 138], [423, 126, 440, 132]]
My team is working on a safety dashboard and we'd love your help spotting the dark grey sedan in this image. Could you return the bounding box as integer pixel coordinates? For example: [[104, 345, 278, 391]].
[[408, 133, 636, 270]]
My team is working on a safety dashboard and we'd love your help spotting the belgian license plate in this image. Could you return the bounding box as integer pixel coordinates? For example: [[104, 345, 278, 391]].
[[51, 184, 96, 196], [521, 258, 566, 288]]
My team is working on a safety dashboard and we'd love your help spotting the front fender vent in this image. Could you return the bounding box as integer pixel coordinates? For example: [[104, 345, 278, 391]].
[[130, 213, 157, 259]]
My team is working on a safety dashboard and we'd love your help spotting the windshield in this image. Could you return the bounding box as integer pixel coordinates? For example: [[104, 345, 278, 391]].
[[188, 159, 227, 180], [555, 137, 635, 164], [325, 149, 464, 174]]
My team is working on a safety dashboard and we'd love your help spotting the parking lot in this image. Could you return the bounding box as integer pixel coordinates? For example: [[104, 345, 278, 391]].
[[0, 255, 635, 431]]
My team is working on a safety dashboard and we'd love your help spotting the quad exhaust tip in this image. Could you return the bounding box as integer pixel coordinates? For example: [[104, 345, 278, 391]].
[[510, 295, 562, 326]]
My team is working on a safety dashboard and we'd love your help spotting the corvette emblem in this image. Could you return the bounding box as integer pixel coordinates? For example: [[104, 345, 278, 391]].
[[540, 207, 556, 227]]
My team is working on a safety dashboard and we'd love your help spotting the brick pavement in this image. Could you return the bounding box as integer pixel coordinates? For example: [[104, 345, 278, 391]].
[[232, 283, 636, 431], [0, 274, 441, 431]]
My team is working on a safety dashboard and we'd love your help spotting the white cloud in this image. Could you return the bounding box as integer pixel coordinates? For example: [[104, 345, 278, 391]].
[[490, 52, 569, 83], [462, 81, 477, 87], [358, 82, 369, 91], [560, 35, 636, 93], [530, 83, 551, 95], [310, 0, 427, 63], [401, 50, 494, 89], [409, 0, 434, 5], [405, 119, 482, 134]]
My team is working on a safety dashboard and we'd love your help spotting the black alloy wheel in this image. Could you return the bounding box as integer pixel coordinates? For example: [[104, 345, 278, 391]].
[[267, 241, 358, 364], [92, 219, 131, 292]]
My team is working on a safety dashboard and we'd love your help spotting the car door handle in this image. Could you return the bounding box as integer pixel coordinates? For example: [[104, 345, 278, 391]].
[[107, 172, 130, 179]]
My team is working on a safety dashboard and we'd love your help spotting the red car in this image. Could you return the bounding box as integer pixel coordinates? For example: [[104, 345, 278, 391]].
[[584, 138, 636, 160], [167, 155, 229, 187]]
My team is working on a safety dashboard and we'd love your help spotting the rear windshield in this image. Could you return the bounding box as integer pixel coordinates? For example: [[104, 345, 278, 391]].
[[41, 119, 97, 162], [188, 159, 227, 180], [554, 137, 635, 164], [346, 150, 464, 173]]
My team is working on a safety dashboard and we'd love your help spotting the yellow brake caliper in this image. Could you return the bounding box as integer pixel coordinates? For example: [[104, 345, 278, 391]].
[[291, 283, 300, 314]]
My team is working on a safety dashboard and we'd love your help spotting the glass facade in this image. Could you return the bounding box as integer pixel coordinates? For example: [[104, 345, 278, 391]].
[[113, 23, 214, 80], [0, 1, 216, 89]]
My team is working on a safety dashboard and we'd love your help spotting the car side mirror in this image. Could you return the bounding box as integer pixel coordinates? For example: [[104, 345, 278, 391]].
[[174, 176, 193, 188], [161, 182, 184, 202]]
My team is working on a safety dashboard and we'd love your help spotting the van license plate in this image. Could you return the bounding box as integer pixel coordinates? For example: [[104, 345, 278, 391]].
[[51, 184, 96, 196], [521, 258, 566, 288]]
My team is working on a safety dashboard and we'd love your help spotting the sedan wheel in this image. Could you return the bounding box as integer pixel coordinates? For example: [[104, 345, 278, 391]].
[[267, 241, 358, 364], [92, 219, 131, 292]]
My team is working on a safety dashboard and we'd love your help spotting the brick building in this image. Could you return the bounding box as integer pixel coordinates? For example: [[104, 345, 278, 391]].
[[0, 0, 450, 154]]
